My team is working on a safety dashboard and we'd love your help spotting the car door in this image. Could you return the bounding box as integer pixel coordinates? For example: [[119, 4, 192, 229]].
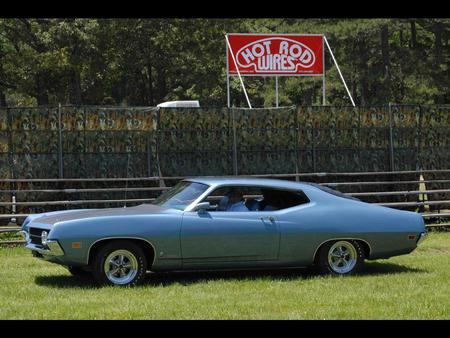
[[180, 210, 280, 267]]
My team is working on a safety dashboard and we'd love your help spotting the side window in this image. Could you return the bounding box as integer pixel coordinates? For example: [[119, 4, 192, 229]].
[[258, 188, 310, 211], [204, 186, 256, 212], [201, 186, 309, 212]]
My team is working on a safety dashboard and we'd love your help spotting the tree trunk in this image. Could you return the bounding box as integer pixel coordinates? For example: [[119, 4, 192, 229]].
[[433, 21, 444, 104], [0, 51, 6, 107], [380, 24, 391, 101], [410, 20, 417, 49], [399, 25, 404, 47], [351, 80, 357, 105], [147, 63, 154, 106], [381, 25, 390, 76], [0, 89, 6, 107], [358, 37, 369, 105], [156, 68, 167, 104], [433, 21, 443, 64], [68, 68, 82, 105], [36, 72, 49, 106]]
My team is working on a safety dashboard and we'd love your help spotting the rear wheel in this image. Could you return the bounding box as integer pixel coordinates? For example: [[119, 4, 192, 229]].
[[92, 240, 148, 286], [315, 240, 365, 275]]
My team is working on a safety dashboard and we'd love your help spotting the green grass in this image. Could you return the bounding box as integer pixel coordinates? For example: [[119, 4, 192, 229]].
[[0, 231, 23, 242], [1, 232, 450, 319]]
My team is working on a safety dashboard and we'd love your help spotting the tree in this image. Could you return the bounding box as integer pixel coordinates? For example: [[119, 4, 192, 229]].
[[0, 18, 448, 107]]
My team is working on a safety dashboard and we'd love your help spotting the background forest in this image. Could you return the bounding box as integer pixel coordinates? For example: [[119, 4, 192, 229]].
[[0, 18, 449, 108]]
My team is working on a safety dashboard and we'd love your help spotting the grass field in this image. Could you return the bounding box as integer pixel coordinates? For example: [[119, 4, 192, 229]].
[[1, 232, 449, 320]]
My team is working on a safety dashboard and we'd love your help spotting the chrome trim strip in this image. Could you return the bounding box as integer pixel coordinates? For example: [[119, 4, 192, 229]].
[[25, 240, 64, 256], [312, 237, 373, 261]]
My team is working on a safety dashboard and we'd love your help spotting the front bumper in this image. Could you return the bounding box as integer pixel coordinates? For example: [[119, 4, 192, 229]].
[[21, 231, 64, 256]]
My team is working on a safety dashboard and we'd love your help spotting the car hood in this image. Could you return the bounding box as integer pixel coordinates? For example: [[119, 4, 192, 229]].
[[24, 203, 170, 228]]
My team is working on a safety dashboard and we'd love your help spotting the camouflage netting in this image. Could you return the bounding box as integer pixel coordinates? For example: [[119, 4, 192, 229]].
[[0, 104, 449, 215]]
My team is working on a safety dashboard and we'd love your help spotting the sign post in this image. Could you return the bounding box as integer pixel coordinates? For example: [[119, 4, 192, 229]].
[[323, 36, 355, 107], [275, 76, 279, 108], [225, 34, 252, 109], [322, 36, 326, 105]]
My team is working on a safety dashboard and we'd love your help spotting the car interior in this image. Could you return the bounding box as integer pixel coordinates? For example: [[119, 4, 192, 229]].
[[203, 186, 310, 211]]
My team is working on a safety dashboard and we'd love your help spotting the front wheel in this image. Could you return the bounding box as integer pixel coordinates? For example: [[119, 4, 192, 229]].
[[92, 240, 148, 286], [315, 240, 365, 275]]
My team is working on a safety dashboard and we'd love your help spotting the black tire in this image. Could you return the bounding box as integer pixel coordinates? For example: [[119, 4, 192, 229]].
[[315, 240, 365, 275], [67, 266, 91, 277], [92, 240, 148, 286]]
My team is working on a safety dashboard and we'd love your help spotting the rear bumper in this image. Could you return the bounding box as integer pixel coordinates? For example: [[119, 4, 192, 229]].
[[417, 231, 427, 245]]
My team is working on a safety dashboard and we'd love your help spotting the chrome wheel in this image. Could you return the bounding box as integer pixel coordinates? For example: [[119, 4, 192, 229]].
[[104, 249, 138, 285], [327, 241, 358, 274]]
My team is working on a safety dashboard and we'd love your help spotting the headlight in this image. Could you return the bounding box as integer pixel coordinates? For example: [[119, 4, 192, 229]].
[[41, 231, 48, 246]]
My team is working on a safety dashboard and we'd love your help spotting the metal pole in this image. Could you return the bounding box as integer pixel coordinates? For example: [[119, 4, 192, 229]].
[[58, 103, 64, 178], [324, 36, 355, 107], [232, 108, 238, 175], [312, 125, 316, 173], [147, 132, 152, 177], [417, 105, 423, 171], [227, 75, 231, 108], [225, 34, 252, 109], [11, 195, 16, 224], [388, 102, 395, 171], [322, 35, 326, 106], [275, 76, 279, 108], [226, 41, 231, 108]]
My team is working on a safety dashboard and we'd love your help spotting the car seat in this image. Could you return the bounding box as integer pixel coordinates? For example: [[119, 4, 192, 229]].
[[217, 195, 229, 211], [245, 199, 260, 211]]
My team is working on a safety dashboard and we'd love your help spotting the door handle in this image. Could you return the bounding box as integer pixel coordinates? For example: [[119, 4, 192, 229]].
[[261, 216, 276, 224]]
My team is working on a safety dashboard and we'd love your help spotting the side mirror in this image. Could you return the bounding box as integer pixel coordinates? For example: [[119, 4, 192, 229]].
[[194, 202, 215, 213]]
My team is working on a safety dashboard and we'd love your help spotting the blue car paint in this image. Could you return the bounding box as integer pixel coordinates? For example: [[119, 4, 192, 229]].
[[22, 177, 426, 271]]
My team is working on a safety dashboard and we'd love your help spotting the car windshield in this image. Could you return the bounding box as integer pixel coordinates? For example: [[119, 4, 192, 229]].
[[152, 181, 209, 210]]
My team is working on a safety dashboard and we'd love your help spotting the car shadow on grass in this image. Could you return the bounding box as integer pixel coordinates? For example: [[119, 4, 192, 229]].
[[143, 262, 426, 287], [34, 262, 426, 289], [359, 261, 426, 276], [34, 274, 104, 289]]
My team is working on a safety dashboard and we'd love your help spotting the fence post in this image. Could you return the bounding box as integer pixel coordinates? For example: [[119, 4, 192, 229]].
[[311, 107, 317, 172], [388, 102, 395, 171], [417, 105, 423, 171], [294, 106, 300, 181], [147, 132, 152, 177], [7, 107, 16, 218], [231, 108, 238, 175], [57, 103, 64, 178], [11, 194, 16, 224]]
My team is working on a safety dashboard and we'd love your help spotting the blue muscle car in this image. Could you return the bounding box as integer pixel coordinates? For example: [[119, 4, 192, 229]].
[[21, 177, 427, 286]]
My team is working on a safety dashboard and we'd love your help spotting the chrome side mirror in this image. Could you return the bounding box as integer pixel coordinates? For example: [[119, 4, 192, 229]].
[[194, 202, 215, 213]]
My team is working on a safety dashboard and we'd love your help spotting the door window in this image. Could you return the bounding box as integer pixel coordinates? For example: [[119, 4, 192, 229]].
[[202, 185, 310, 212]]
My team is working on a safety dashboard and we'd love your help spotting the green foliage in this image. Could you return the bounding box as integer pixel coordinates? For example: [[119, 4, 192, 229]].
[[0, 18, 449, 107]]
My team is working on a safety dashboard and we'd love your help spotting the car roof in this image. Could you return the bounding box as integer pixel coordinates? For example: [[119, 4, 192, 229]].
[[184, 176, 314, 190]]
